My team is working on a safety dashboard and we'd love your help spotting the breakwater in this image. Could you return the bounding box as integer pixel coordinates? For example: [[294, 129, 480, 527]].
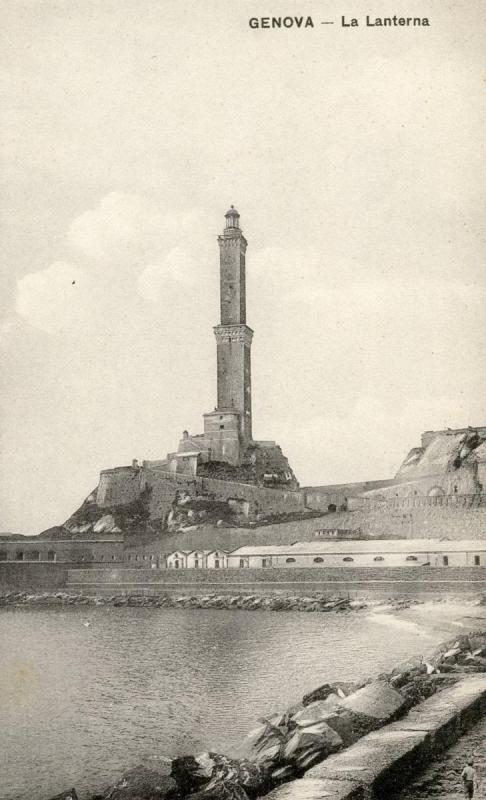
[[43, 631, 486, 800]]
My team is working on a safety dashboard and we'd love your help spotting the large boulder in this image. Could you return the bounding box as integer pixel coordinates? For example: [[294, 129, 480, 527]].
[[48, 791, 78, 800], [302, 681, 356, 706], [339, 680, 406, 724], [104, 765, 177, 800], [291, 698, 342, 727], [282, 721, 343, 771], [171, 753, 266, 800]]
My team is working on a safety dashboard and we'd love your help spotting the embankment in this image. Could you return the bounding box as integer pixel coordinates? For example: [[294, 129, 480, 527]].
[[66, 566, 486, 597]]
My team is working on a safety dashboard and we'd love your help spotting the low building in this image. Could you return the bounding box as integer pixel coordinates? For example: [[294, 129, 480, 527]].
[[166, 550, 190, 569], [226, 539, 486, 569], [314, 528, 362, 539], [0, 538, 125, 564], [206, 550, 228, 569], [186, 550, 211, 569]]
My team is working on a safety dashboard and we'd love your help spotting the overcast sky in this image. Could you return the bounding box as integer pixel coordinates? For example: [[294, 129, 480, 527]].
[[1, 0, 485, 534]]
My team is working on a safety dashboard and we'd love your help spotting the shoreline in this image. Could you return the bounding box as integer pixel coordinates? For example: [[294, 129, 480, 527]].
[[0, 590, 422, 613], [1, 590, 485, 614]]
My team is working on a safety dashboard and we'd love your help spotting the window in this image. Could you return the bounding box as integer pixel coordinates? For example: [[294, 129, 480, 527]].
[[0, 551, 7, 561], [474, 555, 481, 566], [219, 425, 224, 430], [30, 551, 40, 561], [406, 555, 418, 562], [328, 504, 337, 513], [374, 556, 384, 562], [15, 551, 24, 561], [313, 557, 324, 563], [286, 557, 296, 563], [443, 555, 449, 566], [194, 559, 199, 568], [262, 558, 271, 567], [174, 559, 179, 569], [343, 557, 354, 562], [47, 551, 56, 561], [215, 559, 220, 568], [239, 558, 247, 568]]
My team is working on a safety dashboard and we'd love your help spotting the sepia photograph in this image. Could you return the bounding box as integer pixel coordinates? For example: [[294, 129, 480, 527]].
[[1, 1, 485, 799]]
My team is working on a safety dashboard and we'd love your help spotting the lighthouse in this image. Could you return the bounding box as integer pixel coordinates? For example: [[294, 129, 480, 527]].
[[203, 207, 253, 464]]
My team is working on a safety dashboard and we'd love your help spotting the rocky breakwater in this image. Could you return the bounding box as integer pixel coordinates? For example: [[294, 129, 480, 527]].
[[45, 632, 486, 800], [0, 590, 423, 613]]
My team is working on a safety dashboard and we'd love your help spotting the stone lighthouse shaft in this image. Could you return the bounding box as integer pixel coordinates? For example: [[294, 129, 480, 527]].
[[202, 208, 254, 465], [215, 206, 253, 441]]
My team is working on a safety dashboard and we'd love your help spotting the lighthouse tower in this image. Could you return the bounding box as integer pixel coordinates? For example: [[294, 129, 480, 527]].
[[203, 207, 253, 464]]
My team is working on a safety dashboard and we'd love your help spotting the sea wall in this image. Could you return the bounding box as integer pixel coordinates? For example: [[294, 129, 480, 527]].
[[266, 674, 486, 800], [65, 565, 486, 597], [0, 563, 69, 591]]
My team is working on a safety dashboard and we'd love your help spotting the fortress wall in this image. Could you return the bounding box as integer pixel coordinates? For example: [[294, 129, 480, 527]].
[[200, 476, 305, 513], [96, 467, 144, 507], [144, 470, 195, 520], [319, 501, 486, 540], [304, 480, 396, 511]]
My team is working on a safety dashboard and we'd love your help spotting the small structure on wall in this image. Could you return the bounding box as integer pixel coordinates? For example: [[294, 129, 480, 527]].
[[314, 528, 362, 540]]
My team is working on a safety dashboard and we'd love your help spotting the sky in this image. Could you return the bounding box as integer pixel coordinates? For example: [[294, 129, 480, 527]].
[[1, 0, 485, 535]]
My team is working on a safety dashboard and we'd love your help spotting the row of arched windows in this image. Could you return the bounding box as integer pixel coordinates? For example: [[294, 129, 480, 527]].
[[283, 554, 421, 564], [0, 550, 56, 562]]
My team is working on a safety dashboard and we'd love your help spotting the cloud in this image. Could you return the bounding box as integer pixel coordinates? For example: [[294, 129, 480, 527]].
[[137, 248, 197, 303], [68, 191, 212, 268], [16, 261, 89, 333]]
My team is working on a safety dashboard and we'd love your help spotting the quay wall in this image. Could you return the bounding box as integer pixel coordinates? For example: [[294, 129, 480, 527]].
[[66, 566, 486, 597], [0, 563, 69, 591], [264, 674, 486, 800]]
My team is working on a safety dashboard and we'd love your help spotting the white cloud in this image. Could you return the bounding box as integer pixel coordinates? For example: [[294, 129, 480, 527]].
[[16, 261, 89, 333], [137, 248, 197, 303], [68, 191, 212, 269]]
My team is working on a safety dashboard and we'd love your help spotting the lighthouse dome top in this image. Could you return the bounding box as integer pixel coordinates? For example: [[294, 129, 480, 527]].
[[224, 206, 240, 228]]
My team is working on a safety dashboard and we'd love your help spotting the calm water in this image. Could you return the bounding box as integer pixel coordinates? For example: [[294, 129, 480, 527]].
[[0, 605, 465, 800]]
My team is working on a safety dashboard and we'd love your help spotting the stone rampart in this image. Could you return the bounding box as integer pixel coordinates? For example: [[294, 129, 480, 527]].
[[200, 476, 305, 514], [316, 501, 486, 540], [362, 493, 486, 510], [96, 466, 145, 507]]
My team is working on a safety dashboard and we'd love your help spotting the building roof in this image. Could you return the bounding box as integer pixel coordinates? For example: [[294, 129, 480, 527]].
[[228, 539, 486, 556]]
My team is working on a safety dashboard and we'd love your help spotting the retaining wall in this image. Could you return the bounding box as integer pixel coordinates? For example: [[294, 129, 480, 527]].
[[264, 674, 486, 800], [66, 566, 486, 597], [0, 563, 70, 591]]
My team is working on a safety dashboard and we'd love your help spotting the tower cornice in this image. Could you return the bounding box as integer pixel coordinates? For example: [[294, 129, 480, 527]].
[[213, 324, 253, 346]]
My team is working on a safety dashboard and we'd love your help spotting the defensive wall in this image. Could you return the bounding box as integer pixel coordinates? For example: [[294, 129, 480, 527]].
[[319, 500, 486, 540], [98, 465, 308, 522], [65, 565, 486, 597]]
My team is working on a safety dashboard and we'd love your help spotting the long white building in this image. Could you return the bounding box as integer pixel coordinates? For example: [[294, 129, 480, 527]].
[[166, 539, 486, 569]]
